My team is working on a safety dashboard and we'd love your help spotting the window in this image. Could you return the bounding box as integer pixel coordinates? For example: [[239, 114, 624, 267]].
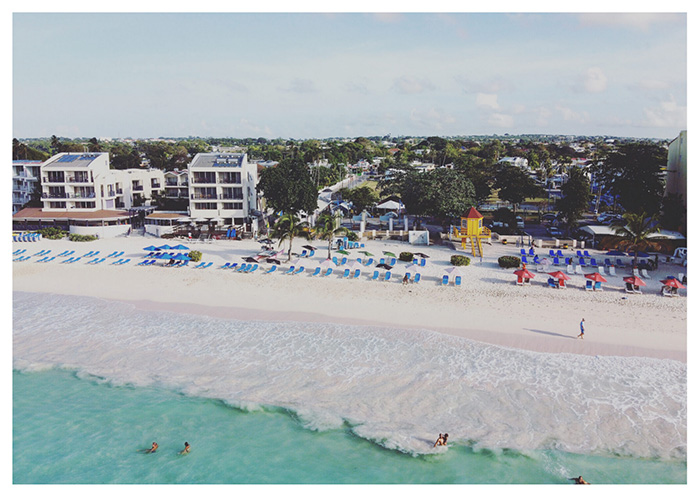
[[49, 201, 66, 209], [194, 202, 217, 210], [222, 202, 243, 210]]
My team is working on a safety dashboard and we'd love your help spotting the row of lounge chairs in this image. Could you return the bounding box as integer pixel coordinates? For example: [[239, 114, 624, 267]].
[[13, 233, 42, 242]]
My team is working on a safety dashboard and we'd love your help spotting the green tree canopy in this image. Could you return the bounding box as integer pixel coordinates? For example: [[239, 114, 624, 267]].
[[595, 143, 665, 215], [257, 158, 318, 215], [556, 167, 591, 233], [398, 168, 477, 220], [494, 166, 544, 211]]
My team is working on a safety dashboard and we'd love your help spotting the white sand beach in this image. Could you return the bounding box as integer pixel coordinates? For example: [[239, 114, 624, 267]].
[[12, 235, 687, 362]]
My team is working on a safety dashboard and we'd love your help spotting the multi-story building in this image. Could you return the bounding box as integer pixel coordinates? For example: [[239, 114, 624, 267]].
[[39, 152, 163, 211], [163, 170, 189, 200], [665, 130, 687, 209], [12, 160, 43, 213], [188, 152, 259, 226]]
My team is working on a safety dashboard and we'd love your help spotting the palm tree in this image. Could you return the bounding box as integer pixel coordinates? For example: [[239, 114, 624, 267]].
[[313, 212, 349, 259], [271, 213, 309, 261], [613, 212, 660, 267]]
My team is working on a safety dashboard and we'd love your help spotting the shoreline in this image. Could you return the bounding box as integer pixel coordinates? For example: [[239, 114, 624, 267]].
[[13, 236, 687, 363]]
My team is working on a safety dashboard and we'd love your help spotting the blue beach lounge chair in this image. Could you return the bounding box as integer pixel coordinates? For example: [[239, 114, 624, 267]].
[[454, 276, 462, 286], [310, 267, 321, 276], [383, 271, 391, 282], [283, 266, 295, 275], [585, 280, 593, 291], [350, 269, 360, 279], [342, 268, 350, 278], [414, 273, 421, 283], [441, 274, 449, 285], [293, 266, 305, 275], [371, 270, 379, 281], [322, 268, 333, 277], [264, 265, 278, 274]]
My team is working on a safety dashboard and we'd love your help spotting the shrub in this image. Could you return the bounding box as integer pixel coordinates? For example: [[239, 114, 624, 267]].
[[68, 234, 98, 242], [38, 227, 67, 240], [498, 255, 521, 269], [188, 250, 202, 262], [399, 251, 414, 262], [346, 231, 359, 242], [450, 255, 471, 266]]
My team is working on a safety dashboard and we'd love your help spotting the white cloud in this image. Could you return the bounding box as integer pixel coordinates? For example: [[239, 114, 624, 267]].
[[391, 76, 435, 95], [641, 95, 687, 129], [488, 113, 514, 128], [409, 107, 456, 131], [456, 75, 513, 94], [476, 93, 499, 110], [555, 105, 589, 123], [573, 67, 608, 94], [279, 78, 318, 94], [577, 13, 684, 31]]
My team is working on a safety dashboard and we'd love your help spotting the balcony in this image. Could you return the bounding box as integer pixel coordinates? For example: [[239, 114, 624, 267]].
[[151, 182, 161, 188], [116, 188, 123, 194], [42, 192, 69, 199], [66, 176, 90, 183], [43, 176, 66, 184], [133, 185, 144, 191], [191, 193, 218, 200], [220, 194, 244, 200]]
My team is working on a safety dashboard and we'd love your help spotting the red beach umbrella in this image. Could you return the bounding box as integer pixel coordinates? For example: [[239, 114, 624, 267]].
[[513, 268, 536, 279], [661, 278, 685, 289], [547, 271, 571, 281], [623, 276, 646, 287], [585, 272, 608, 283]]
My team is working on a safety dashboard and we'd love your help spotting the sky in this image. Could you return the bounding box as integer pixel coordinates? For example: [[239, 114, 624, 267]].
[[12, 9, 689, 140]]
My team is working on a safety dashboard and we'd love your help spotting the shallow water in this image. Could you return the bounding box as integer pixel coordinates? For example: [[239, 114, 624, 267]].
[[13, 369, 687, 484], [12, 291, 687, 483]]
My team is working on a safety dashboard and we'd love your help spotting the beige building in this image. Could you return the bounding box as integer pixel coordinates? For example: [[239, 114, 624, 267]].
[[664, 130, 687, 208]]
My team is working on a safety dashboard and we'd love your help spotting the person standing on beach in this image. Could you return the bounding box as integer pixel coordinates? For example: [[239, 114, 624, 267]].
[[577, 318, 585, 339]]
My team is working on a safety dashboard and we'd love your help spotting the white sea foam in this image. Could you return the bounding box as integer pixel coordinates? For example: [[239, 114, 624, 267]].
[[13, 292, 686, 459]]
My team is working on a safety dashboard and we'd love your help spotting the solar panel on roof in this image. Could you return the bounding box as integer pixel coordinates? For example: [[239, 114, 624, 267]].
[[57, 155, 78, 162]]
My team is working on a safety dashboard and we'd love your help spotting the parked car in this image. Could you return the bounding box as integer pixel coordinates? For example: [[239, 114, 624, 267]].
[[515, 216, 525, 228], [547, 227, 563, 237]]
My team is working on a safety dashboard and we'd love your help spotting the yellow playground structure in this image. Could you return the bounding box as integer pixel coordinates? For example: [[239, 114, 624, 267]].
[[451, 207, 491, 257]]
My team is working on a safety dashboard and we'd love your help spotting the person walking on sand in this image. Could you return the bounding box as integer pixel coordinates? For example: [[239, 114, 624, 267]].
[[577, 318, 585, 339]]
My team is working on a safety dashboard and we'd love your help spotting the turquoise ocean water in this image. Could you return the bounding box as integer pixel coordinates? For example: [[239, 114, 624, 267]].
[[13, 292, 686, 484]]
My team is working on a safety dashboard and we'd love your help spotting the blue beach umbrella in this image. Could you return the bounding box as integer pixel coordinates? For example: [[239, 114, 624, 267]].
[[606, 250, 625, 256], [157, 244, 172, 251], [143, 245, 159, 251], [172, 253, 190, 261], [171, 244, 189, 251], [155, 252, 173, 259]]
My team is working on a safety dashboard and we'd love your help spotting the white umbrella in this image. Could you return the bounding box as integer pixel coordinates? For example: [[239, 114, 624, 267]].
[[347, 260, 364, 271], [193, 217, 207, 222], [319, 258, 337, 270], [289, 258, 304, 267], [404, 263, 421, 274], [376, 200, 403, 210], [176, 217, 191, 223], [444, 266, 463, 282]]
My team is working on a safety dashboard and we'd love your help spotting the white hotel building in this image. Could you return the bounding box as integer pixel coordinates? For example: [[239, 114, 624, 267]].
[[188, 152, 259, 226], [12, 160, 43, 213], [39, 152, 163, 212]]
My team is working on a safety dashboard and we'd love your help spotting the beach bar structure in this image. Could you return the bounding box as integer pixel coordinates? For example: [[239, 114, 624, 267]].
[[12, 207, 133, 237], [452, 207, 491, 257]]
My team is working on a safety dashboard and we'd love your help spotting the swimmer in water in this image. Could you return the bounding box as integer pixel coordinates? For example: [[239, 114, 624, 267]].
[[180, 442, 190, 454], [433, 433, 449, 447], [147, 442, 158, 453], [569, 476, 590, 484]]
